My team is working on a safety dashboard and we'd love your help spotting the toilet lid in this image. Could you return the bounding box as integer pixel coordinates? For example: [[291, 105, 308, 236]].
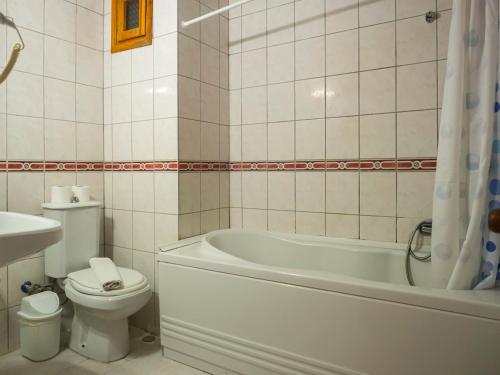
[[68, 267, 148, 296]]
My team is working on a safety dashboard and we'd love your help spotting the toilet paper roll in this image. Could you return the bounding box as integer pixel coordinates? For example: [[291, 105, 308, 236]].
[[72, 185, 90, 203], [51, 186, 73, 204]]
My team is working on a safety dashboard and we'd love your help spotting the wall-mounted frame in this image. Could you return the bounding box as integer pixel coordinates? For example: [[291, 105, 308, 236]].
[[111, 0, 152, 53]]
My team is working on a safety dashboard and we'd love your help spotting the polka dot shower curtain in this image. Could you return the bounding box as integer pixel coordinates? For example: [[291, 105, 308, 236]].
[[431, 0, 499, 289]]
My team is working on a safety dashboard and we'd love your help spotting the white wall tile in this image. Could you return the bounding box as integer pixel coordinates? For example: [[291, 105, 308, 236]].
[[296, 171, 325, 212], [359, 22, 395, 70], [326, 29, 358, 75], [295, 36, 325, 80], [296, 119, 325, 160]]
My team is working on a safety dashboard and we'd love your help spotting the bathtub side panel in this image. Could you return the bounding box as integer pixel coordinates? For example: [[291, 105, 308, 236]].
[[158, 262, 500, 375]]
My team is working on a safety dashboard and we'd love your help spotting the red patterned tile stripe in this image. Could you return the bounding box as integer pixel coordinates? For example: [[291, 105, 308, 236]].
[[0, 159, 436, 172], [229, 159, 437, 171]]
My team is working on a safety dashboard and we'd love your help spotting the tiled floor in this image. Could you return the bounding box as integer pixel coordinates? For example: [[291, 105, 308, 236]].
[[0, 329, 206, 375]]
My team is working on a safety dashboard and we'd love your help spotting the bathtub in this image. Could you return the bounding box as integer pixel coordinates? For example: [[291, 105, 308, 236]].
[[157, 229, 500, 375]]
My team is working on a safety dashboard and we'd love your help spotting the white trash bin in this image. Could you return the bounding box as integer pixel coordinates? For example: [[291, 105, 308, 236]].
[[17, 291, 62, 361]]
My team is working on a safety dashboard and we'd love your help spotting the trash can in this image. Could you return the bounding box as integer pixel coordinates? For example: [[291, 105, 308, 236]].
[[17, 291, 62, 361]]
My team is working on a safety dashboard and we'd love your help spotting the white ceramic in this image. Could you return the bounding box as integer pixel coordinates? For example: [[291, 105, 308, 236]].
[[0, 211, 62, 267], [42, 201, 151, 362], [158, 229, 500, 375], [65, 281, 151, 362]]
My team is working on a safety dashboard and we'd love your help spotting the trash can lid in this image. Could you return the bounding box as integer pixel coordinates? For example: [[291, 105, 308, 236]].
[[20, 291, 60, 318]]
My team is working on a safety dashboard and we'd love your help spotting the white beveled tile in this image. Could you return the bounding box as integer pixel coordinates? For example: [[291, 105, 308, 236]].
[[201, 44, 219, 86], [154, 0, 177, 37], [44, 36, 76, 81], [77, 45, 103, 87], [132, 172, 155, 212], [360, 215, 396, 242], [112, 51, 132, 86], [268, 121, 294, 160], [295, 78, 325, 120], [242, 209, 267, 231], [229, 53, 242, 89], [397, 62, 437, 111], [268, 43, 294, 84], [7, 27, 43, 75], [112, 210, 133, 248], [76, 123, 102, 160], [45, 0, 75, 41], [242, 171, 267, 209], [154, 172, 179, 214], [154, 33, 178, 78], [178, 0, 200, 40], [326, 29, 358, 75], [154, 76, 178, 119], [396, 16, 436, 65], [326, 116, 358, 159], [326, 0, 358, 34], [360, 113, 396, 159], [230, 89, 241, 125], [296, 171, 325, 212], [397, 110, 437, 158], [397, 172, 435, 218], [229, 17, 242, 54], [268, 82, 294, 122], [7, 172, 44, 214], [201, 172, 220, 211], [267, 3, 294, 46], [112, 84, 132, 123], [396, 0, 435, 19], [268, 172, 295, 211], [201, 209, 220, 234], [220, 15, 229, 55], [360, 172, 396, 216], [359, 0, 395, 27], [112, 172, 133, 210], [268, 210, 295, 234], [132, 45, 154, 82], [230, 171, 242, 207], [296, 212, 325, 236], [242, 123, 267, 161], [295, 0, 325, 40], [326, 214, 359, 239], [76, 5, 103, 50], [201, 82, 220, 124], [76, 84, 103, 124], [242, 0, 265, 14], [201, 5, 220, 50], [220, 52, 229, 89], [179, 173, 201, 214], [45, 120, 76, 161], [326, 171, 359, 215], [241, 86, 267, 124], [295, 36, 325, 80], [112, 122, 132, 161], [201, 122, 220, 161], [154, 118, 178, 160], [242, 48, 266, 87], [296, 119, 325, 160], [359, 22, 395, 71], [155, 213, 178, 247], [179, 119, 201, 160], [0, 115, 5, 159], [241, 10, 266, 51], [132, 80, 154, 122], [7, 71, 43, 117], [8, 0, 44, 32], [133, 211, 155, 252], [360, 68, 395, 114], [132, 120, 154, 160], [326, 73, 358, 117], [7, 115, 43, 160], [45, 78, 76, 121], [178, 76, 201, 120]]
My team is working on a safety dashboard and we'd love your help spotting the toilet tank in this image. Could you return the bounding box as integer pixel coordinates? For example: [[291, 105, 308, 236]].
[[42, 201, 101, 278]]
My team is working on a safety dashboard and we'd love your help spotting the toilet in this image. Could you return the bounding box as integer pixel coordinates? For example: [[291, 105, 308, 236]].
[[42, 201, 152, 362]]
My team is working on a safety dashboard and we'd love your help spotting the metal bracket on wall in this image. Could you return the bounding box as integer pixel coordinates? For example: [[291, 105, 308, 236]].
[[425, 11, 439, 23]]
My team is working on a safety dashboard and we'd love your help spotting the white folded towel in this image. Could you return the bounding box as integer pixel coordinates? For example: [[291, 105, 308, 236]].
[[89, 257, 123, 291]]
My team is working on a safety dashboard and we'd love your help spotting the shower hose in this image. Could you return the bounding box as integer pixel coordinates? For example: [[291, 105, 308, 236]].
[[405, 220, 432, 286]]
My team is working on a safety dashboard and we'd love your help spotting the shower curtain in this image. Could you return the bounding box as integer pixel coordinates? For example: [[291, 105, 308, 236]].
[[431, 0, 500, 289]]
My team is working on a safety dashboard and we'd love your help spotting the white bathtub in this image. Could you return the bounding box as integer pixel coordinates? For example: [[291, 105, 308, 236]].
[[158, 229, 500, 375]]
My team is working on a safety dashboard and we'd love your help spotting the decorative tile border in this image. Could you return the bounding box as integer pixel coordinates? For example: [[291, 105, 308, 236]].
[[0, 159, 436, 172]]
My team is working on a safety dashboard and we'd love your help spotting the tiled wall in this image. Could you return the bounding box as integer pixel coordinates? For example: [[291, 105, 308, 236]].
[[0, 0, 104, 354], [103, 0, 230, 334], [228, 0, 451, 242]]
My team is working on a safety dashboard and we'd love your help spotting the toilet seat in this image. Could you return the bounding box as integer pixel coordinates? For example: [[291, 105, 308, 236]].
[[68, 267, 148, 296]]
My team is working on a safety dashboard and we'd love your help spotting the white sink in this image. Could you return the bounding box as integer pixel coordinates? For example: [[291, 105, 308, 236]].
[[0, 212, 62, 267]]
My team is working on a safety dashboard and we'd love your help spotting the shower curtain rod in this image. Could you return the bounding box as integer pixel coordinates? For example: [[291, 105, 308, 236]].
[[182, 0, 253, 27]]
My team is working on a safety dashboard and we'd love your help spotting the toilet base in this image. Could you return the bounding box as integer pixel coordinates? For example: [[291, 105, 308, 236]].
[[69, 305, 130, 362]]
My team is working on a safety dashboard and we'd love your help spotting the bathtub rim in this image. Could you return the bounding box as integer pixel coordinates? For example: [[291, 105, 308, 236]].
[[157, 229, 500, 321]]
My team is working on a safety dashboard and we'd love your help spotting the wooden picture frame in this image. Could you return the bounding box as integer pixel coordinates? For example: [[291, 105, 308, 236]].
[[111, 0, 152, 53]]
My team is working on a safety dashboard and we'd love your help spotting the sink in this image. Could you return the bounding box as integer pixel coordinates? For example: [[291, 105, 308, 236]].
[[0, 212, 62, 267]]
